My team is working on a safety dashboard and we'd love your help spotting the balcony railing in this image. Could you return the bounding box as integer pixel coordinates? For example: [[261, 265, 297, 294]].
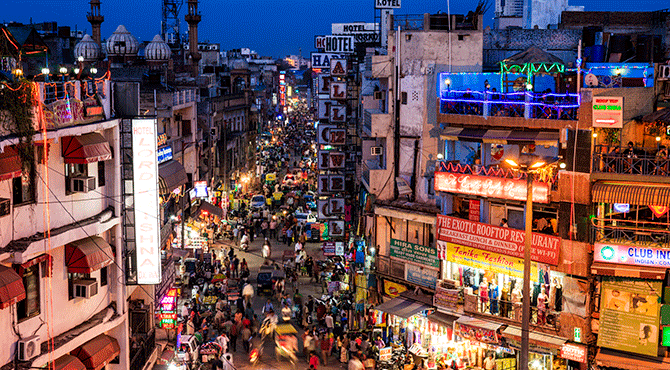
[[173, 89, 198, 106], [439, 90, 579, 121], [593, 145, 670, 176], [436, 161, 559, 190], [393, 14, 425, 31], [374, 254, 406, 280], [591, 218, 670, 248], [129, 330, 156, 370], [464, 293, 558, 329]]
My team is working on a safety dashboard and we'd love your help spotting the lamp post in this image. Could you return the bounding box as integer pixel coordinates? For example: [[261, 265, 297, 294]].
[[504, 156, 549, 370]]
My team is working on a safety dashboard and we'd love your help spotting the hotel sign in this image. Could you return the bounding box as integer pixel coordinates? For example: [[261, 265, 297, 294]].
[[594, 242, 670, 267], [437, 215, 560, 265], [434, 172, 550, 204]]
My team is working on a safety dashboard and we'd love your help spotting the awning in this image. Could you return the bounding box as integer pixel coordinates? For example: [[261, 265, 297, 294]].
[[70, 334, 120, 370], [0, 146, 22, 181], [196, 201, 224, 218], [455, 316, 502, 332], [594, 348, 670, 370], [159, 160, 188, 195], [428, 311, 458, 328], [502, 325, 566, 351], [61, 133, 112, 164], [65, 236, 114, 274], [441, 127, 559, 147], [591, 262, 666, 280], [592, 182, 670, 207], [375, 297, 431, 318], [0, 265, 26, 309], [51, 354, 87, 370]]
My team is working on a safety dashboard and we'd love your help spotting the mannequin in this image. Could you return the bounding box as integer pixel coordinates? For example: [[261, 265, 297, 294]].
[[489, 280, 499, 315], [554, 278, 563, 311], [479, 277, 489, 313], [511, 287, 522, 321], [537, 286, 548, 325], [500, 282, 510, 318], [549, 278, 558, 310]]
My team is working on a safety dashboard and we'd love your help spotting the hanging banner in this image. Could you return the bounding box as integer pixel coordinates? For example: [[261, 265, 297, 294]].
[[444, 242, 538, 280], [405, 263, 438, 289], [592, 96, 623, 128], [437, 215, 560, 266], [434, 284, 459, 311], [390, 239, 439, 269], [383, 280, 407, 298], [598, 279, 662, 356], [434, 172, 550, 204]]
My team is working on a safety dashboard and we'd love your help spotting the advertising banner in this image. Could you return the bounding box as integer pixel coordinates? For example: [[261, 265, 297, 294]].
[[437, 215, 560, 265], [444, 242, 538, 280], [405, 263, 438, 289], [132, 118, 161, 285], [434, 172, 550, 204], [592, 96, 623, 128], [311, 53, 344, 69], [594, 242, 670, 268], [390, 239, 439, 268], [384, 280, 407, 298], [434, 285, 459, 311], [598, 279, 662, 356]]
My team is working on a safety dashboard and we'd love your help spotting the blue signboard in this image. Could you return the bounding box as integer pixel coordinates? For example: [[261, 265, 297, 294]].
[[157, 146, 173, 164]]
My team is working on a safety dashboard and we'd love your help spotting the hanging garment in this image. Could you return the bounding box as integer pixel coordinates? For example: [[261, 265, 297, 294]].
[[489, 284, 499, 314], [500, 287, 510, 318], [532, 283, 540, 306], [555, 286, 563, 311]]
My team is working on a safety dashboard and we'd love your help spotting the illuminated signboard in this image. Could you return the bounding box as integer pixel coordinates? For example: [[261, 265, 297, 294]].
[[132, 118, 161, 284], [592, 96, 623, 128], [375, 0, 401, 8], [560, 344, 587, 363], [157, 146, 173, 164], [613, 203, 630, 213], [194, 181, 208, 198], [594, 242, 670, 268], [434, 172, 550, 204]]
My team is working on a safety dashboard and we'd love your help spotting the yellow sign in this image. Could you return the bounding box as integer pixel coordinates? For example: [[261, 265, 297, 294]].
[[266, 173, 277, 182], [446, 243, 537, 280], [384, 280, 407, 298]]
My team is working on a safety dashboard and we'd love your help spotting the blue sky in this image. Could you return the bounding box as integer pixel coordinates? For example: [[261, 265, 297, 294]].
[[1, 0, 666, 58]]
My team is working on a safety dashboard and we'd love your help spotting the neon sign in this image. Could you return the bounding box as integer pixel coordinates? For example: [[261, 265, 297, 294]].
[[594, 242, 670, 267], [434, 172, 550, 204]]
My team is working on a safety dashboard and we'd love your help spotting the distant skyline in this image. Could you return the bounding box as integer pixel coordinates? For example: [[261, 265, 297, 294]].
[[2, 0, 667, 58]]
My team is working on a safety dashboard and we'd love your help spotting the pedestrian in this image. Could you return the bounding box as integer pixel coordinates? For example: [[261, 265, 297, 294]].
[[231, 255, 239, 278], [309, 351, 320, 370], [240, 258, 248, 271], [484, 353, 497, 370], [217, 332, 229, 354], [186, 318, 195, 335], [286, 227, 293, 246], [320, 333, 331, 365], [233, 226, 239, 243], [241, 324, 252, 353], [348, 353, 364, 370], [270, 218, 278, 240], [325, 312, 334, 331], [261, 220, 269, 238], [181, 302, 190, 320], [242, 282, 254, 306], [229, 319, 240, 352]]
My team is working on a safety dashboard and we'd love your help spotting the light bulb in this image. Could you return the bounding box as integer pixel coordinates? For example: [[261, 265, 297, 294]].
[[90, 67, 98, 74], [59, 67, 67, 74], [41, 67, 50, 75]]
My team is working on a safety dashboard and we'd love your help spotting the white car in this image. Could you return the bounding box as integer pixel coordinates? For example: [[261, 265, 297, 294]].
[[175, 335, 198, 368], [250, 194, 266, 209]]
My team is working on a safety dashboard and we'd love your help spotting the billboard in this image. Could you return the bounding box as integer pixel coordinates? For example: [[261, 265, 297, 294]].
[[375, 0, 401, 8], [434, 171, 551, 204], [592, 96, 623, 128], [332, 23, 380, 43], [132, 118, 161, 285], [323, 35, 355, 54], [311, 53, 344, 69]]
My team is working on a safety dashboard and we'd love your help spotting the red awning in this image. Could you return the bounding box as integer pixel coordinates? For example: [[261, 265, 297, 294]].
[[61, 133, 112, 164], [52, 354, 87, 370], [70, 334, 120, 370], [0, 265, 26, 309], [0, 146, 22, 181], [65, 236, 114, 274]]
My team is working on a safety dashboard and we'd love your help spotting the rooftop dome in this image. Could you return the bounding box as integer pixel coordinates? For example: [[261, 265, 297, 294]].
[[73, 34, 100, 62], [231, 58, 249, 70], [106, 25, 139, 56], [145, 34, 171, 61]]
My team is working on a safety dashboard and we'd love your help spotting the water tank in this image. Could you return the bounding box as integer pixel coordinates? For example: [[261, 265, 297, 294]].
[[591, 45, 606, 63], [582, 26, 603, 47]]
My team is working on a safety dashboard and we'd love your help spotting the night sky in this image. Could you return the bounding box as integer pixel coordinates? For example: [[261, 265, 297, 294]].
[[1, 0, 666, 58]]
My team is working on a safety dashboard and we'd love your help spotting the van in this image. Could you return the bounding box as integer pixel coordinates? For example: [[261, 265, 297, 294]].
[[176, 335, 198, 367]]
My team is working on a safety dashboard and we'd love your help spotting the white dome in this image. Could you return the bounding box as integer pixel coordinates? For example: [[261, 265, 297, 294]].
[[145, 34, 171, 61], [106, 25, 139, 56], [74, 34, 100, 61]]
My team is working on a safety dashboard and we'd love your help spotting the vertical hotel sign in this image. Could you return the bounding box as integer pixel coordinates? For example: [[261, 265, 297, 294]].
[[133, 119, 161, 284]]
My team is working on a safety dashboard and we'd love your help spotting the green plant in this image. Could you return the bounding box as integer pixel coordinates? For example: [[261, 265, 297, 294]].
[[595, 128, 620, 145], [0, 81, 37, 167]]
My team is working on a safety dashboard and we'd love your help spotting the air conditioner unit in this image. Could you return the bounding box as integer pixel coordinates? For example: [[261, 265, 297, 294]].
[[73, 278, 99, 299], [70, 176, 96, 193], [18, 335, 41, 361], [373, 91, 384, 100], [659, 65, 670, 81], [0, 198, 9, 217], [371, 146, 383, 156]]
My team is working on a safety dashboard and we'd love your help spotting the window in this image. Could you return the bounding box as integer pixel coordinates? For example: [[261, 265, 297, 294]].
[[100, 266, 108, 287], [68, 272, 90, 300], [12, 162, 35, 206], [97, 161, 106, 187], [458, 34, 465, 41], [17, 264, 40, 321], [401, 92, 408, 105], [65, 163, 88, 193]]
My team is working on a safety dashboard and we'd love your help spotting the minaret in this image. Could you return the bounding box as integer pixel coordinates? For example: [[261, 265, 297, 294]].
[[87, 0, 104, 49], [185, 0, 201, 74]]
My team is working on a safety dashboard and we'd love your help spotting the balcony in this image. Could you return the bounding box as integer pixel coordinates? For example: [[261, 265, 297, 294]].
[[592, 144, 670, 178], [591, 218, 670, 248], [363, 109, 392, 137], [464, 293, 558, 329], [172, 89, 199, 107], [440, 90, 579, 121]]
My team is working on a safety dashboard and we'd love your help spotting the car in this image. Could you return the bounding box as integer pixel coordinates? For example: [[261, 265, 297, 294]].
[[250, 195, 266, 209], [256, 266, 285, 293], [294, 211, 317, 225], [283, 174, 296, 186], [176, 335, 199, 368]]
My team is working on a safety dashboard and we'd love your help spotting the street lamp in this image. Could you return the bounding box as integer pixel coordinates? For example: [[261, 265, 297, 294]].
[[504, 155, 552, 370]]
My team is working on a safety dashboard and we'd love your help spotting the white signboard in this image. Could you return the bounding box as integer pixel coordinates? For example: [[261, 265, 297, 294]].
[[132, 118, 161, 285], [330, 59, 347, 76], [323, 36, 355, 54], [592, 96, 623, 128], [375, 0, 401, 8], [329, 104, 346, 122], [332, 23, 379, 34], [330, 82, 347, 100], [311, 53, 344, 69]]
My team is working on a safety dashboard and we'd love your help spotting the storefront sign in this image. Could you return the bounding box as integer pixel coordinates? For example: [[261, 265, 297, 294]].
[[434, 172, 550, 204], [322, 242, 344, 256], [434, 285, 459, 311], [311, 53, 345, 69], [405, 263, 438, 289], [157, 145, 173, 164], [468, 200, 480, 221], [379, 347, 392, 361], [390, 239, 439, 269], [437, 215, 560, 265], [384, 280, 406, 298], [454, 322, 499, 344], [592, 96, 623, 128], [598, 279, 662, 356], [322, 35, 355, 54], [444, 242, 538, 280], [560, 343, 587, 363], [194, 181, 208, 198], [132, 118, 161, 285], [594, 242, 670, 267]]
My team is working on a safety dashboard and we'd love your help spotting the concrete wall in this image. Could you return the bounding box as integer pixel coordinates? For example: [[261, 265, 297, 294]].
[[483, 27, 581, 68]]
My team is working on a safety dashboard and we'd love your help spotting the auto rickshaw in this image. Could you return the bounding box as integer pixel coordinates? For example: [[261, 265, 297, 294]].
[[274, 323, 298, 365]]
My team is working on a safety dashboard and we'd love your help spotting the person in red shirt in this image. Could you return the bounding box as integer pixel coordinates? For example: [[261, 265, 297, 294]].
[[309, 351, 320, 369]]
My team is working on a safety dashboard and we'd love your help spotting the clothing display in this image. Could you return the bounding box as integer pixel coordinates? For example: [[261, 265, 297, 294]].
[[489, 283, 499, 314]]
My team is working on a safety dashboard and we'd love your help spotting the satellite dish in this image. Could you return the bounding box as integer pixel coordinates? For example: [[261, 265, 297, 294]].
[[585, 73, 598, 87]]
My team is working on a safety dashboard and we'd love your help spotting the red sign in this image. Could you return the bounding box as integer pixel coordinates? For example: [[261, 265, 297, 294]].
[[437, 215, 560, 265], [434, 172, 550, 204], [468, 200, 480, 221], [560, 343, 587, 363]]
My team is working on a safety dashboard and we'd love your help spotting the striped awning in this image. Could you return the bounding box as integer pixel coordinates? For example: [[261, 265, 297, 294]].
[[592, 182, 670, 207], [440, 127, 558, 147], [375, 297, 431, 318]]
